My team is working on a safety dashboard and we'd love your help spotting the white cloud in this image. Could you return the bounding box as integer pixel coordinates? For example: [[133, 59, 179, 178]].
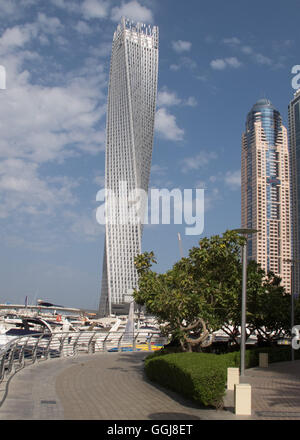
[[172, 40, 192, 53], [181, 151, 218, 173], [36, 13, 63, 35], [184, 96, 197, 107], [0, 0, 35, 19], [50, 0, 81, 14], [74, 20, 92, 35], [0, 14, 67, 56], [224, 170, 241, 189], [51, 0, 67, 6], [155, 108, 184, 142], [210, 58, 227, 70], [157, 88, 197, 108], [111, 1, 153, 23], [205, 187, 221, 211], [0, 53, 106, 164], [210, 57, 242, 70], [170, 56, 197, 72], [82, 0, 109, 19], [219, 35, 276, 68], [65, 210, 104, 240], [254, 53, 273, 65], [0, 1, 18, 16], [241, 46, 274, 67], [51, 0, 76, 8], [89, 42, 112, 58], [0, 24, 36, 54], [170, 63, 181, 71], [151, 164, 168, 175], [241, 45, 253, 54], [0, 29, 108, 246], [157, 88, 181, 107], [225, 41, 275, 67], [94, 174, 105, 187], [192, 180, 222, 211], [196, 74, 207, 82], [155, 89, 197, 143], [226, 57, 242, 68], [222, 37, 241, 45], [0, 159, 78, 219]]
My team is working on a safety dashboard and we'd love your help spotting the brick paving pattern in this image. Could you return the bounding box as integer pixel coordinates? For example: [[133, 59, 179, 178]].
[[54, 352, 236, 420], [0, 352, 299, 420], [240, 360, 300, 420]]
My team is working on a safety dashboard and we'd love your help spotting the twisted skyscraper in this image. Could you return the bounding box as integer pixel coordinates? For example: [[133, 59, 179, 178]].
[[99, 18, 159, 316]]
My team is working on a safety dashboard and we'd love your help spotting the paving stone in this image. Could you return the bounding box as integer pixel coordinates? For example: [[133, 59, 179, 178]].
[[1, 352, 300, 420]]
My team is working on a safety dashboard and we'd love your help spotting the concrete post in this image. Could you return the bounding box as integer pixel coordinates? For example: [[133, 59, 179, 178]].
[[227, 367, 240, 390], [234, 383, 251, 415], [259, 352, 268, 368]]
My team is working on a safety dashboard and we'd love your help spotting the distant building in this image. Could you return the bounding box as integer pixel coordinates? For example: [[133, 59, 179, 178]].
[[288, 89, 300, 295], [241, 99, 291, 292], [98, 18, 159, 316]]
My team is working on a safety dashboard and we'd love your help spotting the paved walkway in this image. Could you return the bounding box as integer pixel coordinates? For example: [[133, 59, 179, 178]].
[[225, 360, 300, 420], [0, 352, 299, 420]]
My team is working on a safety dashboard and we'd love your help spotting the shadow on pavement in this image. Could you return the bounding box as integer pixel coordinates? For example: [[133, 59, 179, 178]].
[[257, 381, 300, 410], [107, 352, 225, 414], [106, 352, 150, 374], [148, 412, 202, 420]]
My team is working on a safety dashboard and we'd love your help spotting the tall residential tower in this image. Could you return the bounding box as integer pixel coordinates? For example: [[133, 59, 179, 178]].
[[241, 99, 291, 292], [289, 88, 300, 295], [99, 18, 159, 316]]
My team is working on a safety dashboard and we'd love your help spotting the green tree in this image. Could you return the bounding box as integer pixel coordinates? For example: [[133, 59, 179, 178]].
[[133, 230, 245, 351], [220, 260, 290, 346], [246, 261, 290, 344], [295, 296, 300, 327], [134, 231, 292, 351]]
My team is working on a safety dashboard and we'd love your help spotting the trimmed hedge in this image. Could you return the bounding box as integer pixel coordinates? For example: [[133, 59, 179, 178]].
[[144, 346, 300, 408], [227, 346, 300, 368], [145, 352, 229, 408]]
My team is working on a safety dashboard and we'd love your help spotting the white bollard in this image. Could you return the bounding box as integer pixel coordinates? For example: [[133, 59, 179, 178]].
[[234, 383, 251, 415], [227, 367, 240, 390], [259, 352, 268, 368]]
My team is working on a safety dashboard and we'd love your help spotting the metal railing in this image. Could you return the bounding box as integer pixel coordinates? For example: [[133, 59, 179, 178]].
[[0, 330, 167, 388]]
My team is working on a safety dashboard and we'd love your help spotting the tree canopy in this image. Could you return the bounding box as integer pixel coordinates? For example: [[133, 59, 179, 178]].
[[133, 230, 291, 351]]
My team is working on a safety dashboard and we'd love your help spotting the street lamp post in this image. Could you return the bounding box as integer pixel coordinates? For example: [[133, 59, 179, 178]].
[[241, 239, 247, 378], [232, 228, 259, 379]]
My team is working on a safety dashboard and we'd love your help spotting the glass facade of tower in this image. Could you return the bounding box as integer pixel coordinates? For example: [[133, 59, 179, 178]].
[[98, 19, 159, 317], [242, 99, 291, 292], [289, 89, 300, 295]]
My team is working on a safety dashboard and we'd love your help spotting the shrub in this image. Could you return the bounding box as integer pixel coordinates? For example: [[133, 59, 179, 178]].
[[227, 346, 300, 368], [145, 352, 231, 408], [144, 346, 300, 408]]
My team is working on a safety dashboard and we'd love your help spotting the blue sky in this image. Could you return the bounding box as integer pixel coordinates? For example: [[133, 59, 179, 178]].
[[0, 0, 299, 309]]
